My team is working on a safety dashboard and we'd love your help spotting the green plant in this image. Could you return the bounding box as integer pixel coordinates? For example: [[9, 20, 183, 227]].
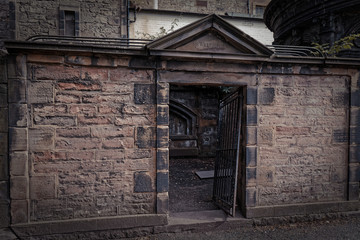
[[136, 18, 179, 40], [312, 33, 360, 57]]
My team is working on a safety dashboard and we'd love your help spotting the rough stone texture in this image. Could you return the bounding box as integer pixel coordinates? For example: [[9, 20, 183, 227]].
[[9, 127, 27, 151], [12, 214, 167, 238], [0, 203, 10, 227], [157, 149, 169, 171], [3, 44, 359, 237], [0, 58, 9, 228], [157, 172, 169, 193], [158, 60, 358, 214], [7, 0, 122, 41], [11, 199, 28, 224], [24, 54, 157, 222], [0, 0, 9, 49], [8, 104, 27, 127], [10, 176, 28, 200], [30, 175, 57, 199], [156, 193, 169, 214], [134, 172, 154, 192], [134, 84, 156, 104], [257, 75, 350, 206], [0, 181, 8, 201], [10, 152, 28, 176]]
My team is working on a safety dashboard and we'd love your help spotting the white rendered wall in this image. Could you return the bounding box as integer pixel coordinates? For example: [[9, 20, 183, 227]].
[[130, 12, 274, 45]]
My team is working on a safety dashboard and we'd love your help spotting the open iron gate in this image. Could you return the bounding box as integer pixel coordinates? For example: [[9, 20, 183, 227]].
[[213, 89, 243, 216]]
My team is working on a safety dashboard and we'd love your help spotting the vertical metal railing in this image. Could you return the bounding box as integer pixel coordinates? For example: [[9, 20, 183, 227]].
[[213, 89, 243, 216]]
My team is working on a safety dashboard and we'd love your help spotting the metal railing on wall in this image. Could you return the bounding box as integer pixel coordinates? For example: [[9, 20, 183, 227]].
[[267, 45, 327, 57], [25, 36, 326, 57], [26, 35, 152, 49]]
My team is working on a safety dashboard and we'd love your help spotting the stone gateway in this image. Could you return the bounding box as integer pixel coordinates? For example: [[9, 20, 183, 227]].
[[0, 14, 359, 238]]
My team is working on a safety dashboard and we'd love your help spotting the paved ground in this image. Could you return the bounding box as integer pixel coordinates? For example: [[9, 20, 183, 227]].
[[2, 215, 360, 239], [169, 157, 217, 213], [140, 216, 360, 240], [0, 228, 17, 240]]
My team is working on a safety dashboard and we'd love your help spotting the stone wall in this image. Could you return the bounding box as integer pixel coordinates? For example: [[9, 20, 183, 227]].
[[8, 53, 158, 223], [0, 57, 9, 228], [3, 45, 359, 237], [256, 74, 349, 206], [0, 0, 9, 46], [157, 61, 359, 217], [8, 0, 122, 40], [1, 0, 273, 45]]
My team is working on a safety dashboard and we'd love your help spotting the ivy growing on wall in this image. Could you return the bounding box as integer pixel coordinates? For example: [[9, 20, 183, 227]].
[[312, 33, 360, 57], [137, 18, 179, 40]]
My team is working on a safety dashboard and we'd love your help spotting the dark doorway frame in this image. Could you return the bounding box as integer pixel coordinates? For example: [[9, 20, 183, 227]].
[[162, 83, 247, 216]]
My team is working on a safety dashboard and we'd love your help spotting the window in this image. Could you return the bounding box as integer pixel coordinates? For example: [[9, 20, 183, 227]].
[[196, 1, 208, 7], [64, 11, 75, 36], [59, 8, 79, 36], [255, 5, 265, 16]]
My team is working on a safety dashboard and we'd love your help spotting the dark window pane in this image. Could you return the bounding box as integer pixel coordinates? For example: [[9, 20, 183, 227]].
[[65, 11, 75, 36], [255, 6, 265, 16]]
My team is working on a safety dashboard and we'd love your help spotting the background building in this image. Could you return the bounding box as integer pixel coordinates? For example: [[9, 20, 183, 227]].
[[264, 0, 360, 57], [0, 0, 273, 48], [130, 0, 272, 44]]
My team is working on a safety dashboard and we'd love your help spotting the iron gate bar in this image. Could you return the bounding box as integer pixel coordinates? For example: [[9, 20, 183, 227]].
[[213, 89, 242, 216]]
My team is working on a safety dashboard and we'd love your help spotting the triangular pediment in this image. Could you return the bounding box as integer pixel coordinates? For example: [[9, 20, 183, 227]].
[[147, 14, 273, 56], [175, 31, 244, 54]]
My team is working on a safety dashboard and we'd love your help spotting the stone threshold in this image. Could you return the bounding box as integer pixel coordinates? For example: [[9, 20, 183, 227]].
[[154, 207, 360, 234], [154, 210, 253, 234]]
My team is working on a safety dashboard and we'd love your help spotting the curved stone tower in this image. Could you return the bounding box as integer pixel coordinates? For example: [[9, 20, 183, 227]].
[[264, 0, 360, 57]]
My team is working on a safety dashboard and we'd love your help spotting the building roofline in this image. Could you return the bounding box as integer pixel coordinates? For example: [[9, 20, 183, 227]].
[[4, 40, 148, 56], [146, 14, 273, 56], [4, 40, 360, 67]]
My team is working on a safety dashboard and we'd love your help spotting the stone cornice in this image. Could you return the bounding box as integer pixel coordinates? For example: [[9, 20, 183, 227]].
[[4, 40, 360, 67]]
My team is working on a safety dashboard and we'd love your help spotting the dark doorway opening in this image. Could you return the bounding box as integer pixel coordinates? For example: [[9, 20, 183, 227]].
[[168, 85, 245, 216]]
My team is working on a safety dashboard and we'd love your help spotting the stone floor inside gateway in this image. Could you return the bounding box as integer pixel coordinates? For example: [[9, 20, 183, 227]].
[[169, 157, 219, 213]]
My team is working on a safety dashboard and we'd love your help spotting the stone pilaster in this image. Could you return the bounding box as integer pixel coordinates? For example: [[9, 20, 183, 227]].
[[156, 81, 169, 214], [0, 57, 9, 227], [349, 70, 360, 201]]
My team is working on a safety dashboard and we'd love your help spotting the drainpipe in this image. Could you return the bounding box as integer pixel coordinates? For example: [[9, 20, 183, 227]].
[[127, 0, 130, 38], [119, 0, 128, 38], [247, 0, 251, 14], [154, 0, 158, 9]]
